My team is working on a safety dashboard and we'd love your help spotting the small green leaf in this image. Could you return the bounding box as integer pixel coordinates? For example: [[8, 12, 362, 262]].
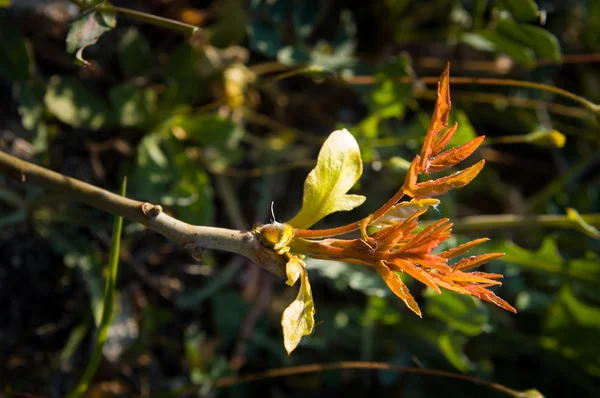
[[566, 207, 600, 239], [118, 28, 151, 76], [496, 19, 561, 62], [282, 258, 315, 354], [470, 31, 535, 66], [109, 83, 157, 127], [66, 4, 116, 66], [287, 129, 365, 229], [498, 0, 540, 21], [515, 390, 545, 398], [438, 332, 473, 372], [0, 0, 12, 8], [426, 291, 489, 337]]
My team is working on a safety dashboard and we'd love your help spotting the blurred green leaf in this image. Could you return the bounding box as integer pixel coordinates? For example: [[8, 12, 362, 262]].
[[425, 291, 489, 336], [448, 110, 477, 147], [370, 55, 411, 123], [493, 238, 600, 286], [66, 5, 116, 66], [0, 23, 33, 82], [545, 285, 600, 330], [495, 19, 561, 62], [566, 208, 600, 240], [287, 129, 365, 229], [468, 31, 535, 66], [132, 133, 214, 226], [109, 83, 157, 127], [171, 113, 244, 148], [208, 0, 249, 48], [306, 259, 388, 297], [14, 83, 44, 131], [0, 0, 11, 7], [44, 76, 112, 129], [438, 331, 473, 372], [118, 28, 151, 76], [498, 0, 540, 21]]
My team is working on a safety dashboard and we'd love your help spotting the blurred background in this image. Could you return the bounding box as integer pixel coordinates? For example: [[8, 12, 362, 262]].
[[1, 0, 600, 397]]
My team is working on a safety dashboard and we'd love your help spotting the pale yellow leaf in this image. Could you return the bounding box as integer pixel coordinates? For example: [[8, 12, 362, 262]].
[[287, 129, 365, 229], [281, 264, 315, 354]]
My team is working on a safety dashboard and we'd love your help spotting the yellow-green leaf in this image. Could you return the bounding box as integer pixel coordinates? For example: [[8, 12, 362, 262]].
[[566, 207, 600, 240], [287, 129, 365, 229], [281, 260, 315, 354]]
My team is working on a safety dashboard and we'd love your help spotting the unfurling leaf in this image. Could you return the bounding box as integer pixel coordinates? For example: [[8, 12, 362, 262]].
[[427, 136, 485, 173], [375, 262, 422, 317], [282, 258, 315, 354], [419, 63, 451, 169], [66, 4, 116, 66], [287, 129, 365, 229], [406, 160, 485, 199], [373, 199, 440, 229]]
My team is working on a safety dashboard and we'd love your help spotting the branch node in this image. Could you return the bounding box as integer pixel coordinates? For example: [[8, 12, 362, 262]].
[[141, 202, 163, 218]]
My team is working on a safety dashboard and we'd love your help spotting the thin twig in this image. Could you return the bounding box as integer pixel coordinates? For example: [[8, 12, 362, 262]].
[[207, 361, 526, 397], [0, 151, 286, 278], [451, 213, 600, 233]]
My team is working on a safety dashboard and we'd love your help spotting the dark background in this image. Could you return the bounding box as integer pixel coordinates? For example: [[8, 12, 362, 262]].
[[1, 0, 599, 397]]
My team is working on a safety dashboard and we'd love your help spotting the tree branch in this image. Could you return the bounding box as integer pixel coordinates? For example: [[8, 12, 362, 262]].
[[0, 151, 286, 278]]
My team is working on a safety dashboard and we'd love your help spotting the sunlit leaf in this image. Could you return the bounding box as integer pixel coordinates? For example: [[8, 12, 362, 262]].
[[375, 262, 421, 317], [287, 129, 365, 229], [452, 252, 505, 271], [373, 199, 440, 229], [566, 207, 600, 239], [438, 332, 473, 372], [282, 259, 315, 354], [419, 63, 451, 167], [515, 390, 545, 398], [44, 75, 112, 129], [66, 4, 116, 66], [427, 136, 485, 173], [285, 256, 303, 286], [407, 160, 485, 199]]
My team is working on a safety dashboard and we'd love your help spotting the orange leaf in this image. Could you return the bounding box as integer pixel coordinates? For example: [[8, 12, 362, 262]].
[[468, 287, 517, 313], [452, 252, 505, 271], [401, 155, 420, 196], [375, 261, 422, 317], [439, 238, 489, 259], [444, 272, 503, 285], [388, 258, 442, 294], [410, 160, 485, 199], [419, 63, 451, 170], [426, 136, 485, 173], [431, 122, 459, 156]]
